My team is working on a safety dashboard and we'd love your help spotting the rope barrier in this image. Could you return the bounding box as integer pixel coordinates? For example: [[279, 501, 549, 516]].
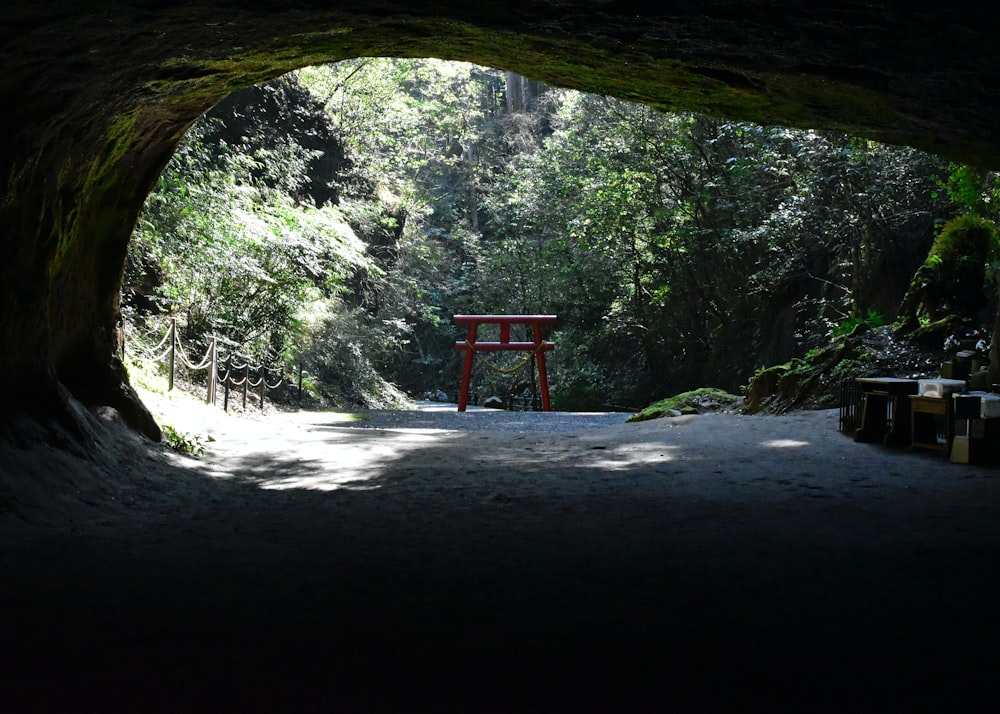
[[127, 323, 173, 360], [126, 318, 288, 414], [126, 332, 173, 363], [175, 338, 213, 371], [142, 324, 172, 355], [147, 343, 174, 364]]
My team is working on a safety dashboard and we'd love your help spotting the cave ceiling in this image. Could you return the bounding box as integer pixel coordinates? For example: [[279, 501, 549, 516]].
[[3, 3, 1000, 166]]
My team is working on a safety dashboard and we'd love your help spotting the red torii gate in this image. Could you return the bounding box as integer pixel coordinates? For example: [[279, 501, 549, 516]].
[[454, 314, 556, 412]]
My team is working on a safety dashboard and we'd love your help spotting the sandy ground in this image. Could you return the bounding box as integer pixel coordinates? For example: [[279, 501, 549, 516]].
[[3, 394, 1000, 712]]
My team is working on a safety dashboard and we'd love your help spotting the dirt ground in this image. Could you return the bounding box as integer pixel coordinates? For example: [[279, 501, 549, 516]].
[[3, 394, 1000, 713]]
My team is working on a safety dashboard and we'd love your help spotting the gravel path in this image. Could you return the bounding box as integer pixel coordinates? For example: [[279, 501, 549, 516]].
[[342, 401, 633, 432]]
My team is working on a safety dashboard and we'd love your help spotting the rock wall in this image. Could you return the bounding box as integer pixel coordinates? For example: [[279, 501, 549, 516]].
[[2, 2, 1000, 438]]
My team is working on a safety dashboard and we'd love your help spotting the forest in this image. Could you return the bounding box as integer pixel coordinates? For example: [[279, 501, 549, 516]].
[[122, 58, 1000, 413]]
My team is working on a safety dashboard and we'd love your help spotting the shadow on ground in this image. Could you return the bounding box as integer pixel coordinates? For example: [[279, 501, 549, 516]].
[[2, 407, 1000, 712]]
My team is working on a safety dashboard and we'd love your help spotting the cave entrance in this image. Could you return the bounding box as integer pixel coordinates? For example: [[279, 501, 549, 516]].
[[124, 55, 947, 427]]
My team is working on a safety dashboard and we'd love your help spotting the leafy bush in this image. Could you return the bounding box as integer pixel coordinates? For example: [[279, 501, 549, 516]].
[[833, 309, 885, 338], [550, 382, 608, 411], [160, 424, 205, 456], [929, 213, 999, 264], [294, 301, 410, 408]]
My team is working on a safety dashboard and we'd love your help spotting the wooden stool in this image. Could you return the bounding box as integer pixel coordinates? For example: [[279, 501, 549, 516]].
[[909, 395, 953, 455]]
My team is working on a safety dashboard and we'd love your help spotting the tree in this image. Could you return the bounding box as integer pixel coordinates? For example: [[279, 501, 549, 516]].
[[126, 82, 372, 369]]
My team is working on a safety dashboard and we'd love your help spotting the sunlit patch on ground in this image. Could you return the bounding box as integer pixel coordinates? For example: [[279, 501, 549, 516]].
[[320, 412, 371, 423], [216, 423, 450, 491], [257, 471, 382, 491], [583, 443, 682, 470], [760, 439, 810, 448]]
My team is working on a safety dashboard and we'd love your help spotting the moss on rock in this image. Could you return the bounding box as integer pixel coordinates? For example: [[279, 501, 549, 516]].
[[744, 341, 860, 414], [743, 323, 951, 415], [897, 214, 1000, 332], [627, 387, 742, 422]]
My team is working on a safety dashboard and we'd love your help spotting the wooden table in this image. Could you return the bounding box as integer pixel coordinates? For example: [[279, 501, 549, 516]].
[[453, 314, 556, 412], [854, 377, 919, 446]]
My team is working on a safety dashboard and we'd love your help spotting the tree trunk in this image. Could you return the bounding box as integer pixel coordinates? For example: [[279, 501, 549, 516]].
[[505, 72, 545, 113], [463, 139, 479, 231]]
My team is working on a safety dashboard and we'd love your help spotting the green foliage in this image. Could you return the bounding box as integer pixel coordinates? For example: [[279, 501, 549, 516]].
[[473, 89, 946, 399], [928, 213, 1000, 263], [833, 309, 885, 338], [550, 382, 608, 412], [126, 57, 973, 413], [128, 116, 372, 367], [816, 393, 839, 408], [160, 424, 205, 456], [294, 300, 410, 408], [933, 163, 1000, 216], [833, 358, 857, 374]]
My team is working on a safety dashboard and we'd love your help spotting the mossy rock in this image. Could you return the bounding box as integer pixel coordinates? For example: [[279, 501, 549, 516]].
[[897, 214, 1000, 330], [745, 339, 862, 414], [745, 358, 815, 413], [627, 387, 742, 422], [907, 315, 966, 348]]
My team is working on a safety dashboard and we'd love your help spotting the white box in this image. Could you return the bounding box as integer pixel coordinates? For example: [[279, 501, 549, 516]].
[[918, 378, 967, 397], [981, 395, 1000, 418]]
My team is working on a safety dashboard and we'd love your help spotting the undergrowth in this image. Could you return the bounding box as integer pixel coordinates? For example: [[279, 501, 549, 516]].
[[160, 424, 206, 456]]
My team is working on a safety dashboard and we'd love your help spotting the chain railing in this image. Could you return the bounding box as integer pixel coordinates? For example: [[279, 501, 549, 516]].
[[216, 356, 285, 413], [127, 318, 289, 413]]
